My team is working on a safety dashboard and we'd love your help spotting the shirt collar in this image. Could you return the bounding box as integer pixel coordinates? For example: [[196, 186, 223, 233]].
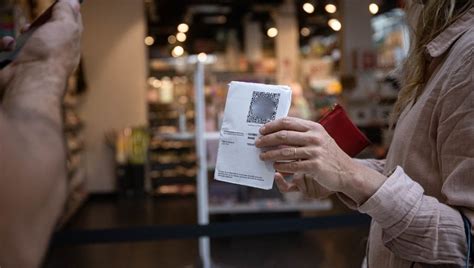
[[425, 7, 474, 58]]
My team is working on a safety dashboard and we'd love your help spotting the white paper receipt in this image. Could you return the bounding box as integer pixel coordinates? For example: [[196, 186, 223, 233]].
[[214, 81, 292, 190]]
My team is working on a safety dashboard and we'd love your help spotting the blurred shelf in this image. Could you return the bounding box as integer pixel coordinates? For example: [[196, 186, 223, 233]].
[[155, 132, 194, 141], [152, 131, 219, 141], [150, 160, 197, 166], [151, 177, 196, 185], [208, 199, 332, 215], [153, 184, 196, 196]]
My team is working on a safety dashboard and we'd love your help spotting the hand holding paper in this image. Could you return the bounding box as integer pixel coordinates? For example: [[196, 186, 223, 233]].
[[214, 81, 376, 196], [256, 116, 387, 204]]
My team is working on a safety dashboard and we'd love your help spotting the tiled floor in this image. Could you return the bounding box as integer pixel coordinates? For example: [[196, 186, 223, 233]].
[[44, 195, 369, 268]]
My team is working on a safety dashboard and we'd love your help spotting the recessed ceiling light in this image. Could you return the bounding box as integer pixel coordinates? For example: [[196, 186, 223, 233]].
[[176, 32, 187, 42], [168, 35, 177, 44], [144, 36, 154, 46], [325, 4, 337, 14], [300, 27, 311, 37], [172, 46, 184, 57], [328, 19, 342, 31], [369, 3, 379, 15], [303, 2, 315, 14], [267, 27, 278, 38], [177, 23, 189, 33]]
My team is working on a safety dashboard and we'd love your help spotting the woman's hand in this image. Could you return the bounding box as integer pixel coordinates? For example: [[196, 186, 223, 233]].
[[275, 172, 334, 200], [255, 117, 387, 204]]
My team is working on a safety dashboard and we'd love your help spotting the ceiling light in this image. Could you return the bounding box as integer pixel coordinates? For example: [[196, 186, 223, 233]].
[[300, 27, 311, 37], [144, 36, 154, 46], [197, 52, 208, 62], [172, 46, 184, 57], [328, 18, 342, 31], [177, 23, 189, 33], [303, 2, 315, 14], [267, 27, 278, 38], [168, 35, 177, 44], [176, 32, 187, 42], [369, 3, 379, 15], [325, 4, 337, 14]]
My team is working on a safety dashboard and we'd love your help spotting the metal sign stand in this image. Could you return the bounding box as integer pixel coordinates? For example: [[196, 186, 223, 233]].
[[194, 61, 211, 268]]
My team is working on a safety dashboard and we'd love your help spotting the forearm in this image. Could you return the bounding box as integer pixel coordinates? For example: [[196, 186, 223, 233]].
[[0, 61, 68, 267], [0, 115, 67, 267]]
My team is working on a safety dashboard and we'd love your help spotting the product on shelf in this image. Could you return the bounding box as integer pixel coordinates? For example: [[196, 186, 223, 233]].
[[114, 127, 149, 196]]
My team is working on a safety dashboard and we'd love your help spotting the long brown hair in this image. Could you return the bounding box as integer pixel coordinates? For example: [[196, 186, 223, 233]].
[[391, 0, 473, 125]]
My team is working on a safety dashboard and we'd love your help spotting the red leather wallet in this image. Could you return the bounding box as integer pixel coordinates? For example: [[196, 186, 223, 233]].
[[318, 104, 370, 157]]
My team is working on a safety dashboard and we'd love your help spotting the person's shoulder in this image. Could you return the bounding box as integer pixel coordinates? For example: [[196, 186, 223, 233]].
[[441, 28, 473, 96], [449, 27, 473, 64]]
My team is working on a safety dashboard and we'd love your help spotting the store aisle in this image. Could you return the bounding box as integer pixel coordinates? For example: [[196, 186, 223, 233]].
[[44, 196, 369, 268]]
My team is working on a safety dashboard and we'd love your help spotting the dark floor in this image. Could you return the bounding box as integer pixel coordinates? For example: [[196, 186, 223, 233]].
[[44, 195, 369, 268]]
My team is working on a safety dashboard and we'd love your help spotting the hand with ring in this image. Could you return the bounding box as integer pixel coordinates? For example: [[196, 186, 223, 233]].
[[255, 117, 387, 204]]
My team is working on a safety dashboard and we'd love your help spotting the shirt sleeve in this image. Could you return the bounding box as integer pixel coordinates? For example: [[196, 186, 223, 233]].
[[358, 47, 474, 265], [359, 167, 469, 265]]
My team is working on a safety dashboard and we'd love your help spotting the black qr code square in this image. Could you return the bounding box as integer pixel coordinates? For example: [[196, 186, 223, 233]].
[[247, 91, 280, 124]]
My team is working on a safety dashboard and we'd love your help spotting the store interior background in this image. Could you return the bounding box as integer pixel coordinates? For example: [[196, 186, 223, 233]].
[[2, 0, 408, 267]]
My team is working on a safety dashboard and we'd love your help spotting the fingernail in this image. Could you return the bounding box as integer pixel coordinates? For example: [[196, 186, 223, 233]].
[[259, 126, 265, 134], [259, 153, 265, 160], [255, 138, 261, 147]]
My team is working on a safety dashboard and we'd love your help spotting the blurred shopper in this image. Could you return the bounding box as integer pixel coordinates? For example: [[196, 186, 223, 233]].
[[0, 0, 82, 267], [256, 1, 473, 267]]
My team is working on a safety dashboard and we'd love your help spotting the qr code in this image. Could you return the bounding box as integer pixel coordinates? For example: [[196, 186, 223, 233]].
[[247, 91, 280, 124]]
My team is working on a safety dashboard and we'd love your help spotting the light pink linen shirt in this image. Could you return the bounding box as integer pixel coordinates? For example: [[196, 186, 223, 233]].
[[354, 8, 474, 267]]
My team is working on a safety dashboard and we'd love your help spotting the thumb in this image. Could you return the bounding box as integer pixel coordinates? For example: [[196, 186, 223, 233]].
[[275, 172, 298, 193], [304, 175, 335, 199]]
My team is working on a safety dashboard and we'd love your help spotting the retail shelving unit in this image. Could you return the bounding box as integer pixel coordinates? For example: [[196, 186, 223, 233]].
[[148, 99, 197, 195]]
